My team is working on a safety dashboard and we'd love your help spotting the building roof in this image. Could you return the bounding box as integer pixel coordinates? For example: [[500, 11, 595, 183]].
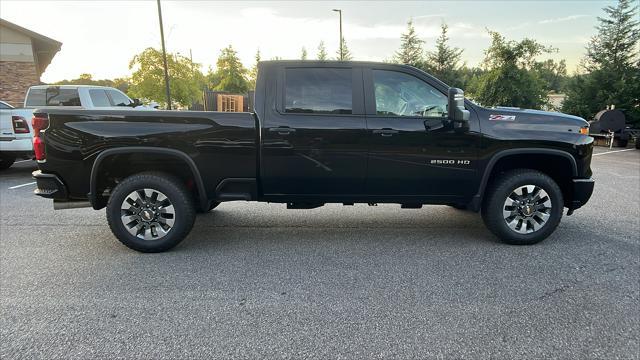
[[0, 18, 62, 76]]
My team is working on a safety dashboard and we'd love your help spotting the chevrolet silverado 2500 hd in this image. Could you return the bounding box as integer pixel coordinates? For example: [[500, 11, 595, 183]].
[[32, 61, 595, 252]]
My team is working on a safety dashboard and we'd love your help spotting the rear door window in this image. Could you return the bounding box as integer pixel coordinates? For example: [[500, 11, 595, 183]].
[[89, 89, 112, 107], [26, 88, 81, 107], [45, 88, 81, 106], [284, 68, 352, 114]]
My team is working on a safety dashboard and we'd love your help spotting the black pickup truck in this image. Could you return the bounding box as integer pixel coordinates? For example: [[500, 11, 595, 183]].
[[32, 61, 594, 252]]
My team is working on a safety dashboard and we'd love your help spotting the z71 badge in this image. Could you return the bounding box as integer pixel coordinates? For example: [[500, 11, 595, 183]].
[[489, 114, 516, 121]]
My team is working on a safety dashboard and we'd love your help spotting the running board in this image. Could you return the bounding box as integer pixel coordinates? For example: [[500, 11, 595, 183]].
[[53, 200, 92, 210]]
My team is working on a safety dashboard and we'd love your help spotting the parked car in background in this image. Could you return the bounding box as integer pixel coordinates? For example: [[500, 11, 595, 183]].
[[0, 85, 155, 170], [0, 100, 14, 109]]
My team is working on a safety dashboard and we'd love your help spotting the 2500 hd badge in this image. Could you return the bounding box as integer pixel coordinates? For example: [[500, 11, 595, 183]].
[[430, 159, 471, 165]]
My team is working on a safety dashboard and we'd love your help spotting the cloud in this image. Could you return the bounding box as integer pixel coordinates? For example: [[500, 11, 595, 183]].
[[413, 14, 446, 20], [538, 15, 590, 24]]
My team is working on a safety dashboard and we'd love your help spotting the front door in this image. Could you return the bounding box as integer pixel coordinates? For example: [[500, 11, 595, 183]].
[[261, 66, 368, 196], [364, 68, 479, 198]]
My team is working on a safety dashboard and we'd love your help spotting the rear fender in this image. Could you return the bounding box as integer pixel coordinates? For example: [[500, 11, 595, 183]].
[[89, 147, 208, 210]]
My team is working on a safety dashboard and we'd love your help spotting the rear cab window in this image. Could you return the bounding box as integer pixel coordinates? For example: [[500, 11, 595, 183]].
[[284, 68, 352, 114]]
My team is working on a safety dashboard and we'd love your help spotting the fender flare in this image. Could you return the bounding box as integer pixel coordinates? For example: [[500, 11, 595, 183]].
[[469, 148, 578, 211], [89, 147, 209, 210]]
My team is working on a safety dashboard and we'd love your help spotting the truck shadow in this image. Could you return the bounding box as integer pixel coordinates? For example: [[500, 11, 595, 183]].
[[0, 161, 37, 178], [179, 205, 498, 252]]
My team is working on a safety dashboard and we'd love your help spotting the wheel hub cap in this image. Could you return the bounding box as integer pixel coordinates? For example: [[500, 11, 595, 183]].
[[502, 185, 552, 234], [120, 188, 175, 241]]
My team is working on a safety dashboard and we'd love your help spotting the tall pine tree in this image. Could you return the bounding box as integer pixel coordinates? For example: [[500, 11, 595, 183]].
[[563, 0, 639, 125], [425, 23, 463, 86], [317, 41, 328, 60], [248, 49, 261, 89], [336, 38, 353, 61], [207, 45, 249, 94], [394, 19, 425, 68]]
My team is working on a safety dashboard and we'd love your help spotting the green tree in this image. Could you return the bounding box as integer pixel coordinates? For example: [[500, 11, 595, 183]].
[[425, 23, 463, 87], [336, 38, 353, 60], [471, 31, 553, 109], [301, 47, 308, 60], [248, 49, 261, 89], [563, 0, 640, 125], [207, 45, 249, 94], [56, 74, 132, 94], [128, 47, 204, 108], [532, 59, 567, 93], [394, 19, 425, 68], [317, 41, 328, 60]]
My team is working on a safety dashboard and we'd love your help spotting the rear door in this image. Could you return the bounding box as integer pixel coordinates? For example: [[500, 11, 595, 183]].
[[364, 67, 479, 198], [260, 65, 367, 196]]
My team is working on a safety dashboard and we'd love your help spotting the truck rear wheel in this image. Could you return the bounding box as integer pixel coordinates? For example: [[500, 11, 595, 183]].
[[0, 154, 16, 170], [106, 172, 196, 253], [481, 169, 563, 245]]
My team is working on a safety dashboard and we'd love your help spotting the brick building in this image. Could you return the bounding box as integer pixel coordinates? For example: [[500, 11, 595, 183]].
[[0, 18, 61, 107]]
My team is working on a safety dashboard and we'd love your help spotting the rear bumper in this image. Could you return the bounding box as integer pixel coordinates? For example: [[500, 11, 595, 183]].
[[33, 170, 68, 199], [0, 138, 33, 152], [569, 178, 595, 211]]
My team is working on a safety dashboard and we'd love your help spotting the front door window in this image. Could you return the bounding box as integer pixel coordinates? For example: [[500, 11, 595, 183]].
[[373, 70, 447, 118]]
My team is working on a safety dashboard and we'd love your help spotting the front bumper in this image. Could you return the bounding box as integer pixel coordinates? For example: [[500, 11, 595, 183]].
[[569, 178, 595, 213], [33, 170, 68, 199]]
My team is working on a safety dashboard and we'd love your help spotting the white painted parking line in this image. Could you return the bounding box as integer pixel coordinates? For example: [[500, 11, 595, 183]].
[[8, 181, 36, 190], [593, 148, 636, 156], [14, 159, 34, 163]]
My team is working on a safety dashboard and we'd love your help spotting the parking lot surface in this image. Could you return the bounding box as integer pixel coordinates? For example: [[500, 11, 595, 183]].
[[1, 148, 639, 359]]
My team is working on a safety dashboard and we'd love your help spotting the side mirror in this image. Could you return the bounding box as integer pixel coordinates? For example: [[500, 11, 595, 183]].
[[448, 88, 470, 130], [131, 98, 142, 107]]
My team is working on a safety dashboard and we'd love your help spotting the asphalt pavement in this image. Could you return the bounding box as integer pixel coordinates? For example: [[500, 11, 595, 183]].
[[1, 148, 638, 359]]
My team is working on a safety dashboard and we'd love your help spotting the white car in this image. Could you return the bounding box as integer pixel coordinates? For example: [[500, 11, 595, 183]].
[[0, 85, 157, 170]]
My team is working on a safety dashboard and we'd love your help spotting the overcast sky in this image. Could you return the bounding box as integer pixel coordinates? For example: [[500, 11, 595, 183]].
[[0, 0, 615, 82]]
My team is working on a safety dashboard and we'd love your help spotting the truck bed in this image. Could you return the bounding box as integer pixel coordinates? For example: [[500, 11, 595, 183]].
[[37, 109, 258, 203]]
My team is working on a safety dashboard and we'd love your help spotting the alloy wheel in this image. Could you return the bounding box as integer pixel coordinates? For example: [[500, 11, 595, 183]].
[[120, 188, 175, 240], [502, 185, 552, 234]]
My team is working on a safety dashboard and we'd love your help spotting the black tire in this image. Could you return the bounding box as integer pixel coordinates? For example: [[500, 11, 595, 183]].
[[106, 172, 196, 253], [635, 140, 640, 149], [481, 169, 564, 245], [0, 154, 16, 170]]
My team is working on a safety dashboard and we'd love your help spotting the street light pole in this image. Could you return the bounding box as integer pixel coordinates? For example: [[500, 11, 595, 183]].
[[157, 0, 172, 109], [332, 9, 343, 60]]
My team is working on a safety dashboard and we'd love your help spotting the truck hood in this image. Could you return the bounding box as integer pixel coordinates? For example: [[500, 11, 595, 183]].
[[485, 107, 588, 126]]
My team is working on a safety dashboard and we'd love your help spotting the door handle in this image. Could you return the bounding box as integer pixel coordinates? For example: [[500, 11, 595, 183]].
[[373, 129, 399, 137], [269, 126, 296, 135]]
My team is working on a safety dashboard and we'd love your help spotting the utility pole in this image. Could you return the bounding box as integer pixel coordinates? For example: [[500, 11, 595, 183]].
[[157, 0, 172, 109], [332, 9, 343, 60]]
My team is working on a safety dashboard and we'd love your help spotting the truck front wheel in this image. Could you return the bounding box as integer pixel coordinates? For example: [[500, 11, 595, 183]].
[[106, 172, 196, 252], [482, 169, 564, 245]]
